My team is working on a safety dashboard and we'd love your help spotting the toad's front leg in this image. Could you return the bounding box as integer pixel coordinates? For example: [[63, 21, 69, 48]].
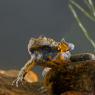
[[12, 55, 36, 87]]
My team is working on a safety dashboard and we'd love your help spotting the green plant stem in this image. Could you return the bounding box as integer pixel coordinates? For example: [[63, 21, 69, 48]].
[[84, 0, 92, 10], [70, 0, 95, 21], [88, 0, 95, 16], [69, 4, 95, 50]]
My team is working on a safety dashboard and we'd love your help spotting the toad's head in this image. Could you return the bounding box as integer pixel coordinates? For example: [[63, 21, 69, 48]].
[[27, 36, 74, 62]]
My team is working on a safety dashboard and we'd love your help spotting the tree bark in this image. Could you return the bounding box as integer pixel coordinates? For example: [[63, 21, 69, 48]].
[[0, 54, 95, 95]]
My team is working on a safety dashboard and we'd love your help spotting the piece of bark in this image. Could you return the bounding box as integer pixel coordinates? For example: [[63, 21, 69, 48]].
[[44, 60, 95, 95], [0, 70, 48, 95], [0, 58, 95, 95], [61, 91, 91, 95]]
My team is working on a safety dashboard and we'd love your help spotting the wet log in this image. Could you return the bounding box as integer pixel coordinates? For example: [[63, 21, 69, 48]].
[[0, 53, 95, 95], [44, 60, 95, 95], [0, 70, 48, 95]]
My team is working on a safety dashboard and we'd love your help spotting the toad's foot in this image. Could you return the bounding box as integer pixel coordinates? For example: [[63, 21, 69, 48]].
[[42, 67, 51, 77], [12, 68, 26, 87], [12, 77, 24, 87], [37, 86, 48, 94]]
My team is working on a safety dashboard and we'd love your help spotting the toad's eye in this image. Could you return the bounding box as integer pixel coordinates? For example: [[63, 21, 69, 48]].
[[39, 45, 59, 53], [29, 45, 59, 54], [58, 42, 69, 52], [39, 45, 59, 60]]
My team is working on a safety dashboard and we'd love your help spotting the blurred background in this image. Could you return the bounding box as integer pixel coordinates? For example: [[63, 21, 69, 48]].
[[0, 0, 95, 70]]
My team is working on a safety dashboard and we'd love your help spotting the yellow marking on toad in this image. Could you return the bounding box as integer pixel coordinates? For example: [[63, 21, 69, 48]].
[[58, 42, 69, 53]]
